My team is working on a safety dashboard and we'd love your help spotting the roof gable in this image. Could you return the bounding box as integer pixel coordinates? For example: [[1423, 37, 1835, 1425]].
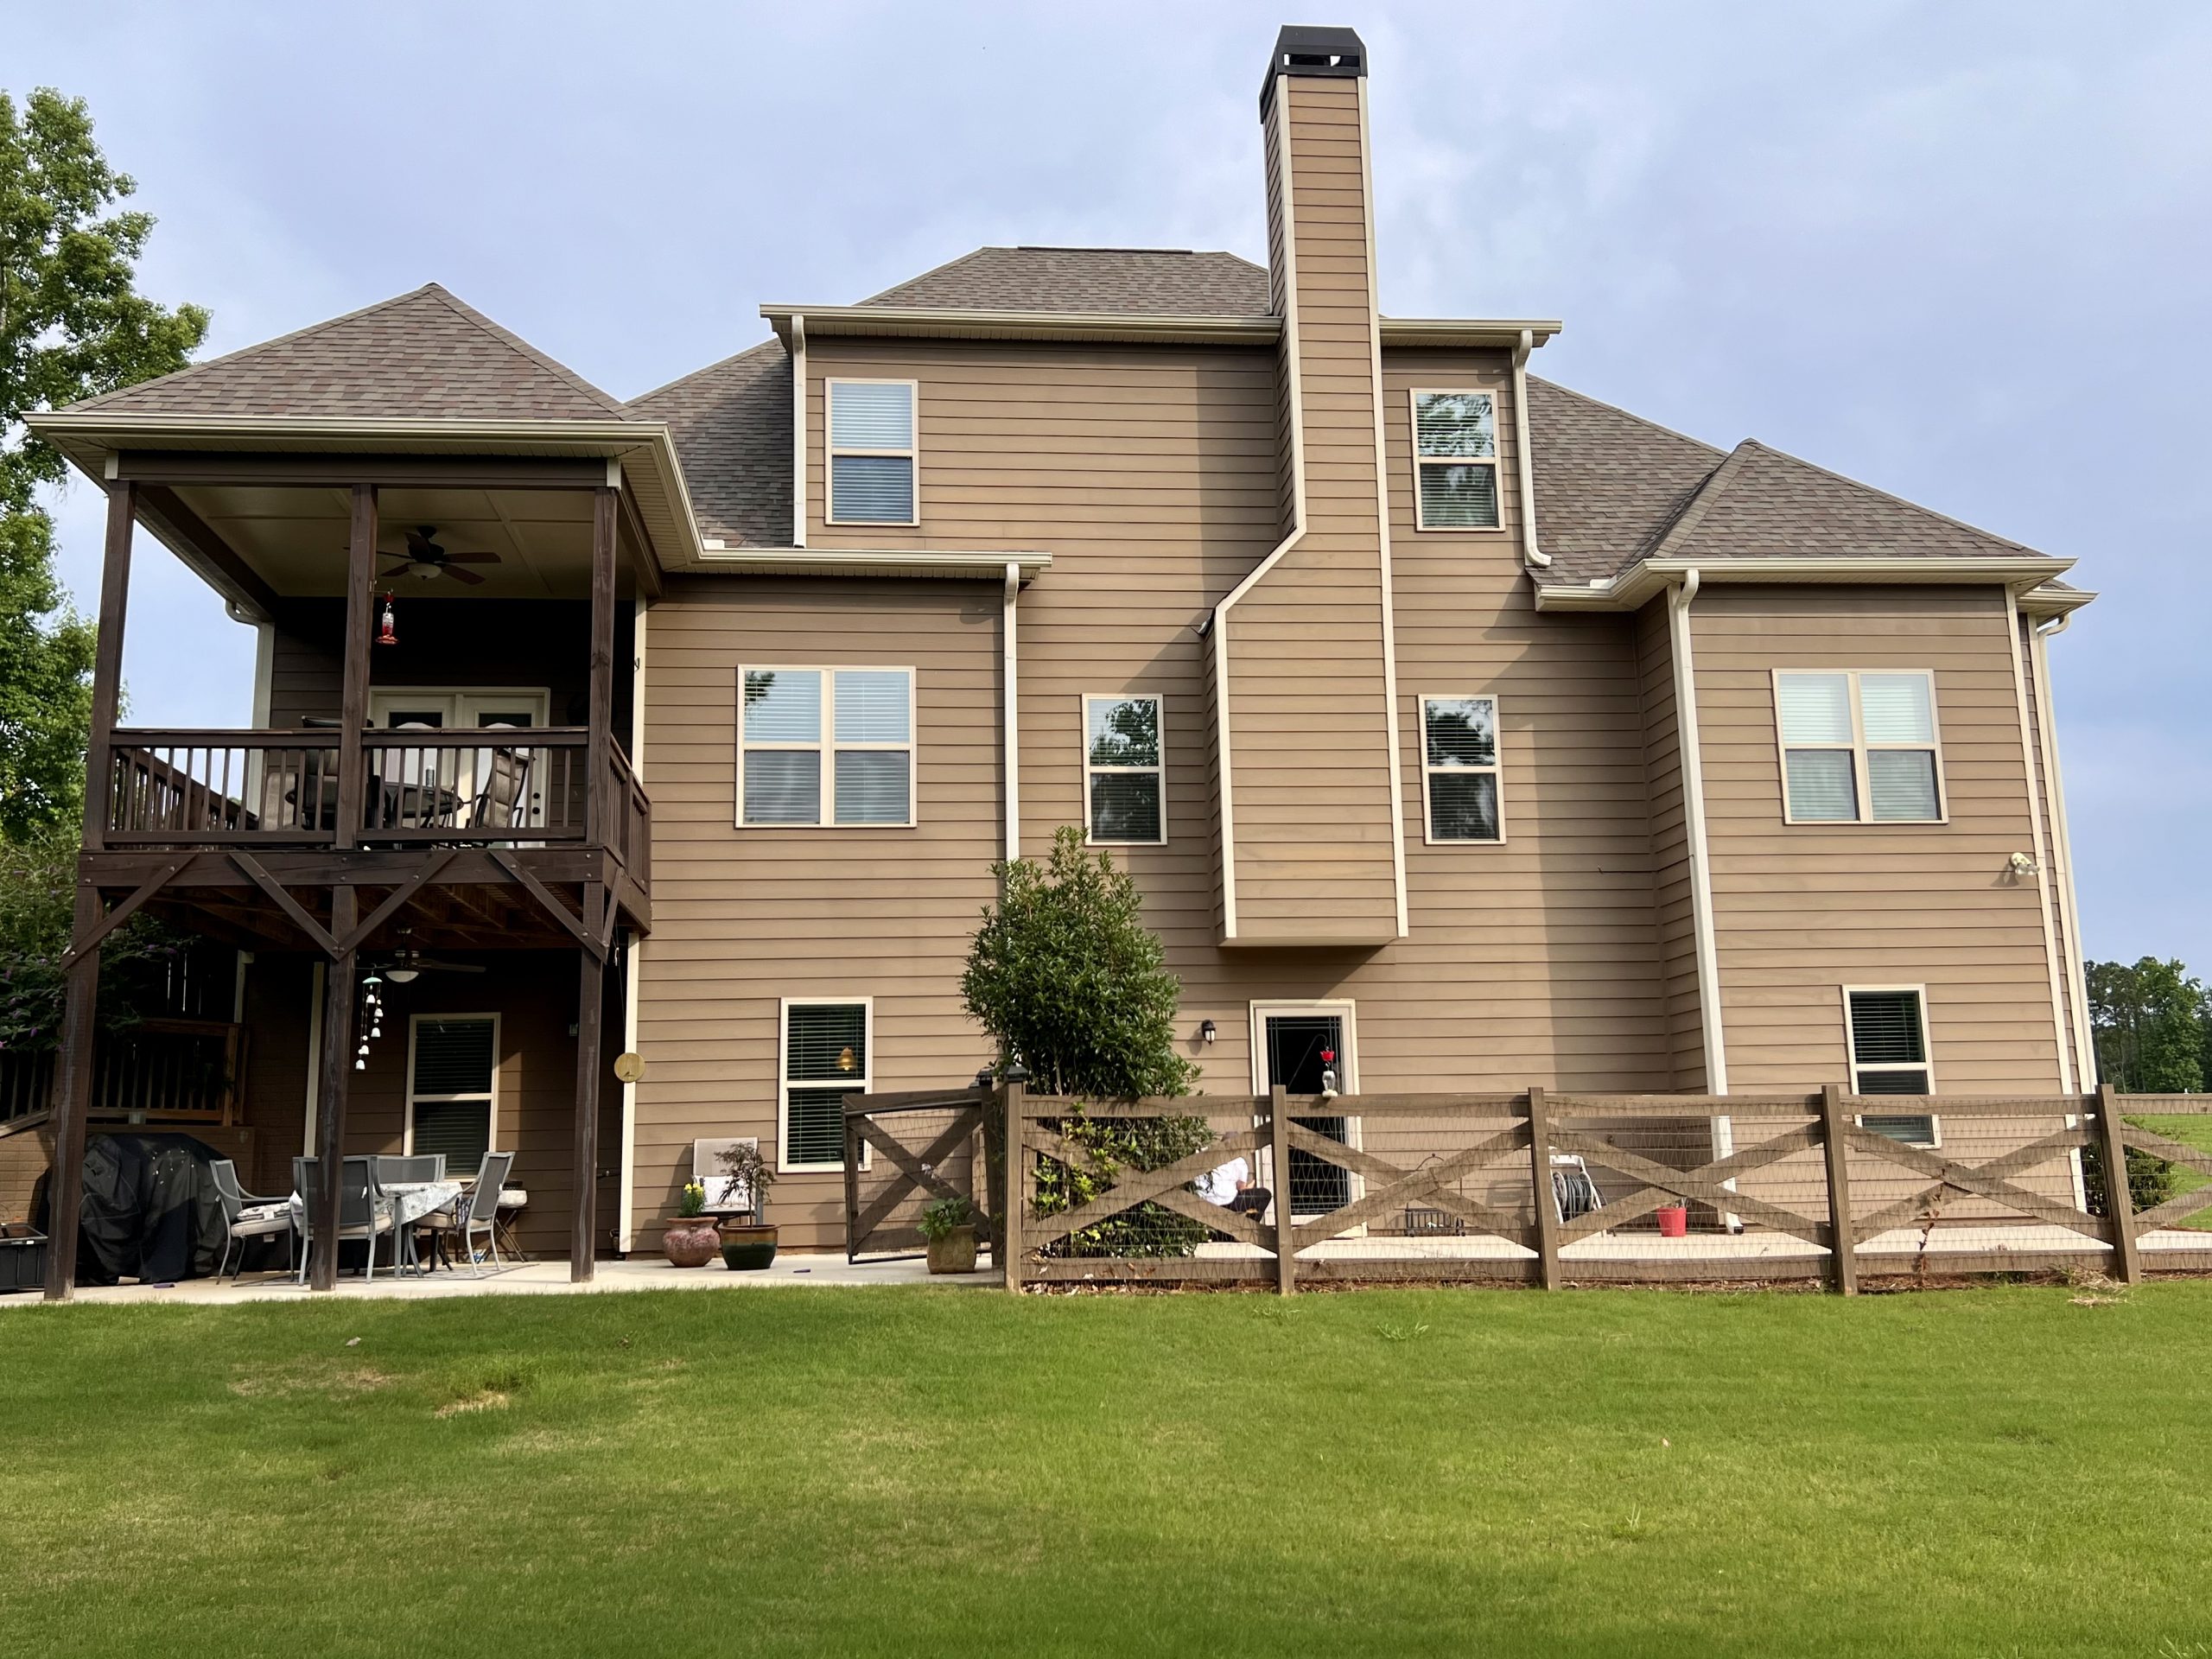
[[63, 283, 631, 423]]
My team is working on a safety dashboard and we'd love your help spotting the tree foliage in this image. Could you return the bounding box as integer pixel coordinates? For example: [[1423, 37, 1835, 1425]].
[[2086, 957, 2208, 1095], [2, 87, 208, 838], [0, 826, 188, 1049]]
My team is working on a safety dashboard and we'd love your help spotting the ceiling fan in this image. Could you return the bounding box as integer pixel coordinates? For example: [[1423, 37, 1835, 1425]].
[[366, 939, 486, 985], [380, 525, 499, 586]]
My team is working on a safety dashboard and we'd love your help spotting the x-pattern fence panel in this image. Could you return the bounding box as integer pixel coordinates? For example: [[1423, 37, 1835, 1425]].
[[843, 1088, 991, 1262], [946, 1084, 2212, 1293]]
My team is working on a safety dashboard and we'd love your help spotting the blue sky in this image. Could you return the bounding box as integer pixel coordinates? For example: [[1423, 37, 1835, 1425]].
[[14, 1, 2209, 965]]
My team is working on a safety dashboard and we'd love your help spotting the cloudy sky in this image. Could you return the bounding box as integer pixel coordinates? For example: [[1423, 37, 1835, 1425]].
[[15, 1, 2209, 964]]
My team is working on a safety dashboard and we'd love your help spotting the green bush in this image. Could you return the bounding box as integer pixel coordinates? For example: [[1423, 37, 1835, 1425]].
[[2082, 1141, 2177, 1218]]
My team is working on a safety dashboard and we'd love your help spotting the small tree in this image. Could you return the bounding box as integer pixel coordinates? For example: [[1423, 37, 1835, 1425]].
[[963, 826, 1209, 1256]]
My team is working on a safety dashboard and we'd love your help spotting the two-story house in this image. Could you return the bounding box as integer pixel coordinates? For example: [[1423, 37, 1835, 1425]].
[[18, 26, 2094, 1293]]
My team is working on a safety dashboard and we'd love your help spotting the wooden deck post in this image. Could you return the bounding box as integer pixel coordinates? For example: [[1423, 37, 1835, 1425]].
[[2093, 1083, 2141, 1284], [1819, 1083, 1859, 1296], [333, 486, 377, 848], [1525, 1085, 1562, 1290], [1269, 1084, 1295, 1296], [309, 887, 358, 1290], [586, 484, 618, 847], [571, 881, 607, 1281], [44, 482, 136, 1301], [1000, 1074, 1027, 1292]]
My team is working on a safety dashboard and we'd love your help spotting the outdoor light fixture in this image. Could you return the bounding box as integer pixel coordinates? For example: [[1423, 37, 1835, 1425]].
[[1199, 1020, 1217, 1045], [385, 967, 419, 984]]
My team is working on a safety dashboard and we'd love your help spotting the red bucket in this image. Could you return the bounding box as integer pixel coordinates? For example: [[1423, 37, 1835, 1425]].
[[1656, 1205, 1688, 1238]]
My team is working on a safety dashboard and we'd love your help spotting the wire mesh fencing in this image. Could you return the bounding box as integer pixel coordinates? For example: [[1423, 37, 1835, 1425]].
[[843, 1089, 991, 1261]]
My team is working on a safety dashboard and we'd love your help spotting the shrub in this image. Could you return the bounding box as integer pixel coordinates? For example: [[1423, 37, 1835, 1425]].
[[2082, 1142, 2177, 1218]]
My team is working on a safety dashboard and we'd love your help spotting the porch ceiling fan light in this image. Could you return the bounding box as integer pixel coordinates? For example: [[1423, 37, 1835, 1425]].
[[385, 967, 421, 984]]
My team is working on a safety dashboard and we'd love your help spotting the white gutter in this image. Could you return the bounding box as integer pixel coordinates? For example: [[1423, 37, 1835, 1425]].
[[761, 302, 1564, 352], [2005, 590, 2075, 1094], [2032, 614, 2099, 1086], [1002, 561, 1020, 867], [1536, 555, 2076, 613], [672, 547, 1051, 581], [1668, 569, 1728, 1094], [1357, 75, 1410, 940], [789, 314, 807, 547], [1510, 329, 1550, 570], [1211, 76, 1309, 943]]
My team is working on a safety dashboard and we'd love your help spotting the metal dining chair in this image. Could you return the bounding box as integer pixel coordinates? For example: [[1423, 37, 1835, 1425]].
[[209, 1159, 294, 1281], [293, 1154, 393, 1283], [419, 1151, 514, 1276]]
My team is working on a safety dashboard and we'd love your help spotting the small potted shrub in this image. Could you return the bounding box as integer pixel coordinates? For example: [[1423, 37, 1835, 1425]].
[[715, 1141, 780, 1271], [918, 1195, 979, 1274], [662, 1180, 721, 1268]]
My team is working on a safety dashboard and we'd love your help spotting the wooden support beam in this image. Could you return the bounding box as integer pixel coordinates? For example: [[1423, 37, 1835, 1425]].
[[1001, 1077, 1027, 1291], [309, 887, 359, 1291], [82, 482, 137, 853], [40, 886, 104, 1301], [336, 850, 456, 953], [2094, 1083, 2141, 1284], [487, 849, 607, 957], [570, 882, 607, 1282], [1269, 1084, 1295, 1296], [57, 856, 189, 971], [1820, 1083, 1859, 1296], [229, 853, 340, 956], [135, 484, 282, 619], [1525, 1086, 1563, 1291], [334, 486, 377, 849], [614, 485, 664, 601], [587, 485, 618, 847], [115, 452, 610, 491]]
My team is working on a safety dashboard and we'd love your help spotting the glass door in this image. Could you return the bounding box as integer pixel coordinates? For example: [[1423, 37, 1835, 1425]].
[[1262, 1010, 1357, 1219]]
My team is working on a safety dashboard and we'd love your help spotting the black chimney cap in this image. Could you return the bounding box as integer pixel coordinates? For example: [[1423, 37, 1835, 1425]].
[[1259, 25, 1368, 115]]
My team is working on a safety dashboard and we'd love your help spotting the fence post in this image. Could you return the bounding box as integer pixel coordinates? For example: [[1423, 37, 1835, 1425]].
[[1819, 1083, 1859, 1296], [1001, 1074, 1027, 1293], [2093, 1082, 2141, 1284], [843, 1108, 861, 1264], [1525, 1085, 1562, 1291], [1269, 1084, 1295, 1297]]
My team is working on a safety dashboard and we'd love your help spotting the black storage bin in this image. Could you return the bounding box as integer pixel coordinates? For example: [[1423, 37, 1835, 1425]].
[[0, 1234, 48, 1294]]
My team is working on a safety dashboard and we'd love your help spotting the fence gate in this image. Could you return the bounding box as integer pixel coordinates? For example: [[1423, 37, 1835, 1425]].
[[843, 1086, 993, 1262]]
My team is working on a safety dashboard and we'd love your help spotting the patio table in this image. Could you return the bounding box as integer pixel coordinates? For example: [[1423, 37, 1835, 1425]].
[[285, 1179, 463, 1275]]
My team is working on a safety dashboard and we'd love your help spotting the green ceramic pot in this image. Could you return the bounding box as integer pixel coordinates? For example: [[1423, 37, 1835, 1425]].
[[720, 1223, 779, 1271]]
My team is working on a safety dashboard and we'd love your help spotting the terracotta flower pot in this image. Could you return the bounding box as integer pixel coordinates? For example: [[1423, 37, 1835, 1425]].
[[925, 1224, 979, 1274], [720, 1221, 779, 1271], [662, 1217, 721, 1268]]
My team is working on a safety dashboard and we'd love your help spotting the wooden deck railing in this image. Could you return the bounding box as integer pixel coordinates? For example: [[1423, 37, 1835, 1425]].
[[103, 727, 645, 856], [0, 1018, 241, 1134], [955, 1084, 2212, 1294]]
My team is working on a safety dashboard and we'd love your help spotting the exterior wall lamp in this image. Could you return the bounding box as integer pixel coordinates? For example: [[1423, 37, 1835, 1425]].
[[1199, 1020, 1217, 1045]]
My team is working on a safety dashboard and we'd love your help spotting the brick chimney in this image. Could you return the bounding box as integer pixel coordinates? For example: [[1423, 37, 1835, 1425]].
[[1211, 26, 1405, 946]]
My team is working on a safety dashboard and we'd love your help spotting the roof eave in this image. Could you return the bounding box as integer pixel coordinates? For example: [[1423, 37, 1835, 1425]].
[[763, 304, 1565, 350], [1533, 555, 2081, 613]]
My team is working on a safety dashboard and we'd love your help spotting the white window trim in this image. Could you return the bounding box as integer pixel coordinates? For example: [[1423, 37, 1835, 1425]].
[[1081, 692, 1166, 846], [736, 665, 918, 830], [1842, 983, 1942, 1149], [1774, 669, 1948, 826], [1408, 386, 1504, 533], [403, 1012, 500, 1163], [824, 378, 920, 527], [778, 995, 874, 1173], [1415, 691, 1506, 846], [1248, 1000, 1365, 1227]]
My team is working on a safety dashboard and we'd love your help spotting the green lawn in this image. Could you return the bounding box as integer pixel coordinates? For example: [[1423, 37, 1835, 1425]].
[[4, 1283, 2211, 1658], [2136, 1115, 2212, 1228]]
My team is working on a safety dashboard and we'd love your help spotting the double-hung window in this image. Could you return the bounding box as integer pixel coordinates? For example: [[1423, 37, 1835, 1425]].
[[407, 1016, 497, 1170], [739, 666, 915, 828], [1411, 389, 1501, 530], [1084, 694, 1164, 844], [1776, 671, 1943, 823], [827, 379, 918, 524], [1420, 696, 1502, 842], [780, 999, 870, 1171], [1845, 987, 1938, 1147]]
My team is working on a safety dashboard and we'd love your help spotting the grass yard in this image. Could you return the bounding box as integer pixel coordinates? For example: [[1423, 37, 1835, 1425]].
[[4, 1281, 2212, 1658], [2136, 1114, 2212, 1228]]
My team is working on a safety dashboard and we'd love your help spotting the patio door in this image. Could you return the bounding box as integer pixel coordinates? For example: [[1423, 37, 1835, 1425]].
[[369, 688, 549, 829], [1252, 1003, 1360, 1221]]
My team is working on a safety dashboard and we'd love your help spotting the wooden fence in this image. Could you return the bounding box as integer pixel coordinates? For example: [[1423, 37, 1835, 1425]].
[[976, 1083, 2212, 1293]]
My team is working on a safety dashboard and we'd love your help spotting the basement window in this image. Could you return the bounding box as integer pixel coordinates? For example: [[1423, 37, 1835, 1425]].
[[1846, 987, 1938, 1147], [827, 379, 918, 524], [1776, 671, 1944, 824], [407, 1016, 497, 1171], [1411, 390, 1501, 530], [1420, 696, 1502, 842], [739, 666, 916, 828], [1084, 694, 1165, 845], [781, 999, 870, 1171]]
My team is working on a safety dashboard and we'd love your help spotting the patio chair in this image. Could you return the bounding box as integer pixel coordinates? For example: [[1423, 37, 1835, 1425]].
[[465, 728, 535, 832], [372, 1154, 447, 1185], [419, 1151, 514, 1276], [293, 1154, 394, 1283], [209, 1159, 294, 1281], [692, 1137, 764, 1223]]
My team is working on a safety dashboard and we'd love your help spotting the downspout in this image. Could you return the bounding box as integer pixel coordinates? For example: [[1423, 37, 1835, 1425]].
[[2004, 590, 2075, 1094], [1002, 561, 1020, 869], [1668, 569, 1727, 1095], [1211, 72, 1308, 943], [790, 314, 807, 548], [1510, 329, 1550, 569], [616, 600, 648, 1253], [2032, 613, 2098, 1084]]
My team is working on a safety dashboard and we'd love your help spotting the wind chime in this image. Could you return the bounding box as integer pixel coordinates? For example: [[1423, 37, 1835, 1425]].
[[356, 971, 387, 1071]]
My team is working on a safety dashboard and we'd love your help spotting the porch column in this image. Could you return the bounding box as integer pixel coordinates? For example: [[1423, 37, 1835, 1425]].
[[333, 485, 377, 847], [572, 881, 608, 1280], [43, 482, 135, 1302], [309, 887, 358, 1290], [586, 484, 617, 844]]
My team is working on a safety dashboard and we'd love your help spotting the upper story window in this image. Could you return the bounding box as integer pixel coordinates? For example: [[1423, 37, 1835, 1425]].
[[827, 379, 918, 525], [739, 666, 915, 828], [1420, 695, 1502, 842], [1084, 694, 1164, 844], [1775, 671, 1943, 824], [1845, 987, 1937, 1147], [1411, 390, 1501, 531]]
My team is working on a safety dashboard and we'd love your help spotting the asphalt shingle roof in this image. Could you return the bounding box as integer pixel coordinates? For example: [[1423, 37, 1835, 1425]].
[[626, 340, 791, 549], [860, 247, 1272, 315], [64, 283, 630, 422]]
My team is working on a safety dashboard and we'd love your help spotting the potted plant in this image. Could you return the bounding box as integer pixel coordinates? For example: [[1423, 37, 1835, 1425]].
[[715, 1141, 780, 1271], [661, 1180, 721, 1268], [918, 1195, 979, 1274]]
